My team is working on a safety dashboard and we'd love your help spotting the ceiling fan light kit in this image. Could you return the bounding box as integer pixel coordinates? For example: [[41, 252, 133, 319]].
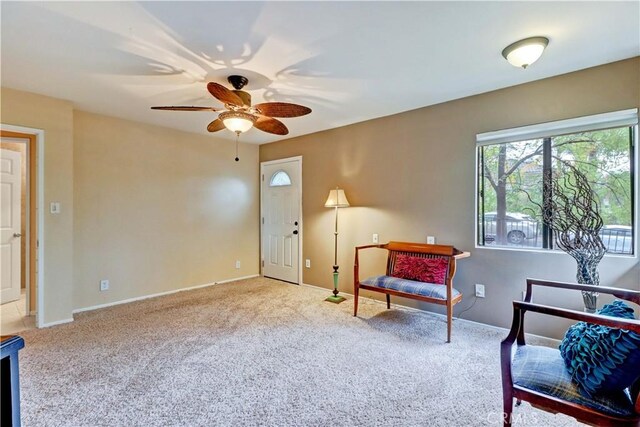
[[219, 111, 256, 134], [151, 75, 311, 161], [502, 36, 549, 69]]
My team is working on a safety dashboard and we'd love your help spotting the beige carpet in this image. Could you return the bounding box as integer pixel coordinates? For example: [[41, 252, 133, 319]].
[[18, 277, 582, 426]]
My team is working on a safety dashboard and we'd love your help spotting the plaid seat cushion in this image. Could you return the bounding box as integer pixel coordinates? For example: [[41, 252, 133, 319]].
[[360, 275, 459, 300], [512, 345, 637, 418]]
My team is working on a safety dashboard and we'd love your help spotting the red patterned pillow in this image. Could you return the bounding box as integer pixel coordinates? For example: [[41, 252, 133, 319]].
[[392, 254, 448, 284]]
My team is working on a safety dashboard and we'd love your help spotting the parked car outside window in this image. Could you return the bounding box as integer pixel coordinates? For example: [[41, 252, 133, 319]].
[[483, 212, 540, 245]]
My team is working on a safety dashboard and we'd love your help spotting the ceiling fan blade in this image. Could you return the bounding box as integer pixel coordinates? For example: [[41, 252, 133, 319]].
[[151, 106, 219, 111], [254, 102, 311, 118], [207, 118, 226, 132], [254, 116, 289, 135], [207, 82, 243, 106]]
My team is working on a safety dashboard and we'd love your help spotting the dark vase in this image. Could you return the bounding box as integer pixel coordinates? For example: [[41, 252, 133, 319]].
[[574, 251, 600, 313]]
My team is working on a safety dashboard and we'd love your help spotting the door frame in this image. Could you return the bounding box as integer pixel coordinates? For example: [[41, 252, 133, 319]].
[[260, 156, 303, 285], [1, 125, 45, 328]]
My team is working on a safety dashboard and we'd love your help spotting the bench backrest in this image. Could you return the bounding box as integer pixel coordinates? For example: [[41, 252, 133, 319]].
[[383, 242, 461, 285]]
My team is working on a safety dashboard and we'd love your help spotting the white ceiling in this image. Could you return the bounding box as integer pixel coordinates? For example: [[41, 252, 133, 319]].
[[2, 1, 638, 144]]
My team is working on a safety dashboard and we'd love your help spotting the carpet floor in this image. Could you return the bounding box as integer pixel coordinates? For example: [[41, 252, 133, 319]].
[[18, 277, 583, 427]]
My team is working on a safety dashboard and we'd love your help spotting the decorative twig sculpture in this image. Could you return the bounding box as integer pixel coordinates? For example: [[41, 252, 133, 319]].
[[529, 159, 606, 313]]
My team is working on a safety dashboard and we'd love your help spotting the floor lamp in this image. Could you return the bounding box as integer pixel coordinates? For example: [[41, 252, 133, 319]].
[[324, 187, 350, 303]]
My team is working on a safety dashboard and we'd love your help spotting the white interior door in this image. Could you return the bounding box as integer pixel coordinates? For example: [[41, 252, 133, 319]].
[[1, 148, 22, 304], [261, 158, 301, 284]]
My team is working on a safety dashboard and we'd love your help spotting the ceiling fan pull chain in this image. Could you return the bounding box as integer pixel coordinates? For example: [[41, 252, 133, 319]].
[[235, 131, 240, 162]]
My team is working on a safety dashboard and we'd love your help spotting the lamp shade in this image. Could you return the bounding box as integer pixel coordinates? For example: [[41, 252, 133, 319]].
[[219, 111, 256, 133], [325, 188, 350, 208], [502, 36, 549, 69]]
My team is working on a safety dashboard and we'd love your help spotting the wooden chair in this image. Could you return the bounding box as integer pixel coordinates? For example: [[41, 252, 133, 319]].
[[353, 241, 468, 343], [501, 278, 640, 427]]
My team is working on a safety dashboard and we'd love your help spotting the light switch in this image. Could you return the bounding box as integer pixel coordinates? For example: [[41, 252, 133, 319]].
[[50, 202, 61, 214], [372, 233, 379, 244]]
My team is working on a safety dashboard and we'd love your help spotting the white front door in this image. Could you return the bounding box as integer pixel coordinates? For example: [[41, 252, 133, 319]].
[[261, 158, 301, 284], [1, 148, 22, 304]]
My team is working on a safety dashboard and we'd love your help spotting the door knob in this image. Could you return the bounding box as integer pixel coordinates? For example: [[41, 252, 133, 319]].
[[293, 230, 299, 235], [13, 233, 22, 238]]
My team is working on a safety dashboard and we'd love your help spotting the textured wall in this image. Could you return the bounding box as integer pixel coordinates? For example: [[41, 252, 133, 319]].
[[72, 111, 260, 310], [1, 87, 75, 324], [260, 57, 640, 339]]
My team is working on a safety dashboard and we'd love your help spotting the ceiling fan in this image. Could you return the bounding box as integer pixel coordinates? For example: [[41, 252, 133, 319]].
[[151, 75, 311, 138]]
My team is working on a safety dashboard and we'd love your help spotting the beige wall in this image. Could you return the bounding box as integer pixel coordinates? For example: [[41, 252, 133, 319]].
[[260, 58, 640, 339], [1, 87, 75, 324], [73, 111, 259, 310], [2, 87, 260, 323]]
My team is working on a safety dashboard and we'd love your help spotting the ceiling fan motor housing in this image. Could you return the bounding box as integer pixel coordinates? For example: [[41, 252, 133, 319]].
[[228, 75, 249, 90], [227, 75, 251, 107], [233, 90, 252, 107]]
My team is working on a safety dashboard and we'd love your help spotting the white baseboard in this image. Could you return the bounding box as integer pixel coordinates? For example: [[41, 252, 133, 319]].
[[72, 274, 260, 315], [301, 281, 560, 345], [40, 317, 74, 328]]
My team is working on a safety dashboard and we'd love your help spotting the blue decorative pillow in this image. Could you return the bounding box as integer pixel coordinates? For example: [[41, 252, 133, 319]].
[[559, 300, 640, 397]]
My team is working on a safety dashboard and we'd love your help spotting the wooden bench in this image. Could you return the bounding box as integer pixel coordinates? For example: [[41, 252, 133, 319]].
[[353, 241, 468, 342]]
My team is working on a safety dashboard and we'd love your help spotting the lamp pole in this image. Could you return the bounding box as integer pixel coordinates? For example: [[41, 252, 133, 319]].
[[325, 187, 348, 303], [332, 204, 340, 297]]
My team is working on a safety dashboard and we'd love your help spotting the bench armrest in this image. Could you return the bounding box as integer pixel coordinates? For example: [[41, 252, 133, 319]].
[[354, 244, 386, 284], [355, 244, 386, 252], [524, 278, 640, 305], [514, 300, 640, 332], [517, 278, 640, 345]]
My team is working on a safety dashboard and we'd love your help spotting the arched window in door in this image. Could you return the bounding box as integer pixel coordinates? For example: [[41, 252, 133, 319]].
[[269, 170, 292, 187]]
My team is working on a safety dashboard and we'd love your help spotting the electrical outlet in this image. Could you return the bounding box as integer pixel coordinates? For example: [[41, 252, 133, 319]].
[[305, 259, 311, 268], [100, 279, 109, 291], [235, 260, 241, 269], [372, 233, 379, 244], [50, 202, 61, 214], [475, 284, 485, 298], [427, 236, 435, 244]]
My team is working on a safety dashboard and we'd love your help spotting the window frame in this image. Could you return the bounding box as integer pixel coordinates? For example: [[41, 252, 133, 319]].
[[474, 110, 638, 258]]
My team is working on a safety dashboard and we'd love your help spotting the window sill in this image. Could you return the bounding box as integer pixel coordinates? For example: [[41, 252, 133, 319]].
[[473, 244, 637, 259]]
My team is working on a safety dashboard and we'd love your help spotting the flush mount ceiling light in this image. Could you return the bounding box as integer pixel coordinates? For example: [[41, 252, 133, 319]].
[[502, 36, 549, 69]]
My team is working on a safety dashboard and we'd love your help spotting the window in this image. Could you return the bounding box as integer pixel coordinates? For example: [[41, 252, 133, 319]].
[[476, 110, 637, 255], [269, 170, 291, 187]]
